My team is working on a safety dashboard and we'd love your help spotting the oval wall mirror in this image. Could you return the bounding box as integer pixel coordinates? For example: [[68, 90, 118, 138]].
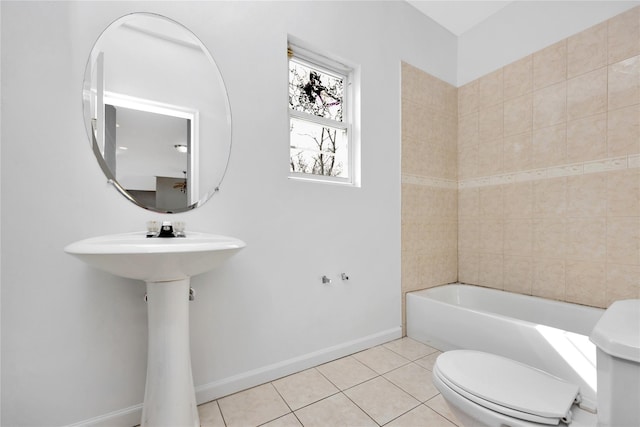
[[82, 13, 232, 213]]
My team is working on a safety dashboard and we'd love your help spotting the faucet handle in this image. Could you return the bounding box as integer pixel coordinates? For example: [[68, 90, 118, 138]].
[[173, 221, 186, 237], [146, 220, 160, 237]]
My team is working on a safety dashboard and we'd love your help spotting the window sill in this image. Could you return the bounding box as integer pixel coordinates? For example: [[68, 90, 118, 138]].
[[288, 173, 359, 188]]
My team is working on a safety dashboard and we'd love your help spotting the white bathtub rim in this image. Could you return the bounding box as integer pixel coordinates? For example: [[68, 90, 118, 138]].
[[409, 283, 604, 336], [406, 283, 603, 411]]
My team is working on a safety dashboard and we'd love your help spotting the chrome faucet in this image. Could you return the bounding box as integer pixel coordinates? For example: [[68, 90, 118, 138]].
[[147, 221, 186, 238], [158, 221, 176, 237]]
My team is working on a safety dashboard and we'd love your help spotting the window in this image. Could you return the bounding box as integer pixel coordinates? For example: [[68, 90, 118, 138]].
[[288, 41, 357, 185]]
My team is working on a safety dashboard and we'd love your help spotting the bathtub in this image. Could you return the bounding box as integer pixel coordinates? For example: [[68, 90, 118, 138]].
[[406, 283, 605, 411]]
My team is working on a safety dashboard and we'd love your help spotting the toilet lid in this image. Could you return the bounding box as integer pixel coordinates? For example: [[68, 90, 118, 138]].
[[435, 350, 579, 424]]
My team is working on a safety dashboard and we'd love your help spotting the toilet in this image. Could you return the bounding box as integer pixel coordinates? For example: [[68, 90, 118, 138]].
[[432, 299, 640, 427]]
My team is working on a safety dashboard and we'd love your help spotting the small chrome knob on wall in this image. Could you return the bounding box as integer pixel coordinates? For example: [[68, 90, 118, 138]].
[[321, 275, 332, 284], [341, 273, 349, 281]]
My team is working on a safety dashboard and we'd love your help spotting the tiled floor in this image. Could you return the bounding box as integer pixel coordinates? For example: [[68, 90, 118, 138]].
[[196, 338, 461, 427]]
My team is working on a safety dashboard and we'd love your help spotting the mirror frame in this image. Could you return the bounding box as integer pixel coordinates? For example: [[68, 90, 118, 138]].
[[82, 12, 232, 213]]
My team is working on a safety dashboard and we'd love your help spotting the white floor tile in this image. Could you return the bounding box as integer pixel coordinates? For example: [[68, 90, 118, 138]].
[[386, 404, 458, 427], [353, 345, 411, 374], [316, 355, 377, 390], [383, 362, 440, 402], [415, 351, 442, 371], [294, 392, 377, 427], [384, 337, 439, 361], [262, 413, 303, 427], [272, 368, 339, 410], [344, 376, 420, 425], [426, 394, 462, 426], [198, 400, 225, 427], [217, 383, 290, 427], [196, 339, 461, 427]]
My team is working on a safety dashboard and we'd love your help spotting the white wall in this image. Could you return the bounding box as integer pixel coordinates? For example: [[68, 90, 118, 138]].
[[4, 1, 630, 424], [0, 1, 456, 425], [457, 0, 640, 85]]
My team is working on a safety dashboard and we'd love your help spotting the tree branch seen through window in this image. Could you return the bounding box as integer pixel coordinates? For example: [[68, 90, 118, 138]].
[[288, 54, 349, 180]]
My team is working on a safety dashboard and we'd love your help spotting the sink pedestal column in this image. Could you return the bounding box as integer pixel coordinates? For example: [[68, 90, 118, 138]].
[[142, 279, 199, 427]]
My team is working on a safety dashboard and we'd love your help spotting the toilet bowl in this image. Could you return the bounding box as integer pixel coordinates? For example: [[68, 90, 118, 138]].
[[432, 350, 588, 427], [432, 299, 640, 427]]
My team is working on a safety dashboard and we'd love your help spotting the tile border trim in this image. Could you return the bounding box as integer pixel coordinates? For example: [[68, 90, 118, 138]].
[[403, 154, 638, 189], [459, 154, 639, 189], [401, 174, 457, 189]]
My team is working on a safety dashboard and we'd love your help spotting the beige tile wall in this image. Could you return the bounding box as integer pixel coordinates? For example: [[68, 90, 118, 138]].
[[457, 7, 640, 308], [402, 8, 639, 321], [401, 63, 458, 331]]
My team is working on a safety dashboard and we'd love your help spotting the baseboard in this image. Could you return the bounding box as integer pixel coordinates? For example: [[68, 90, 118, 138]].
[[65, 404, 142, 427], [66, 327, 402, 426], [194, 327, 402, 404]]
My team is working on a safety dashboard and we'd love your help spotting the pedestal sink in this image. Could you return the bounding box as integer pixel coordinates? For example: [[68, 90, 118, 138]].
[[64, 231, 245, 427]]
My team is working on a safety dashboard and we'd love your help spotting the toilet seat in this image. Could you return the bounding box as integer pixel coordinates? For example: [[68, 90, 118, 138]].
[[435, 350, 580, 425]]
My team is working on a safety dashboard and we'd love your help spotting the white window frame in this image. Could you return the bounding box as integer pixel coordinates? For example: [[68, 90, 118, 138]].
[[288, 40, 359, 186]]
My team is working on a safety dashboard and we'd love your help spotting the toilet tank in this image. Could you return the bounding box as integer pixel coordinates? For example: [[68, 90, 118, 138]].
[[590, 299, 640, 427]]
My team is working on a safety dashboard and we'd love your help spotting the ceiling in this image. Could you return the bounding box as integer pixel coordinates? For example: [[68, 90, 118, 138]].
[[407, 0, 514, 35]]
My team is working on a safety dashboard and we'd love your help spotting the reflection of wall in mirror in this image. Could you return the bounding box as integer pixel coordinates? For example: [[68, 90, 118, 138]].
[[103, 18, 230, 197], [104, 104, 117, 175], [156, 176, 187, 211], [127, 189, 155, 207], [112, 105, 190, 188]]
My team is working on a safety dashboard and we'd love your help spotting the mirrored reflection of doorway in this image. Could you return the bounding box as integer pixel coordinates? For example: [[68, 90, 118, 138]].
[[103, 102, 195, 211]]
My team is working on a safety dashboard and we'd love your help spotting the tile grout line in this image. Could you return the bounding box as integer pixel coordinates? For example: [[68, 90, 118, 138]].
[[279, 363, 385, 426], [208, 339, 461, 427], [424, 394, 460, 426], [269, 363, 383, 427], [381, 344, 464, 425], [375, 343, 457, 425], [215, 400, 228, 427], [262, 380, 297, 426], [296, 340, 443, 426], [315, 355, 400, 427]]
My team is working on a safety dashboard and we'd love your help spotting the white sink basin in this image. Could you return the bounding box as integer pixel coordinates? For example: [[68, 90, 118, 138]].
[[64, 231, 245, 426], [64, 231, 245, 282]]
